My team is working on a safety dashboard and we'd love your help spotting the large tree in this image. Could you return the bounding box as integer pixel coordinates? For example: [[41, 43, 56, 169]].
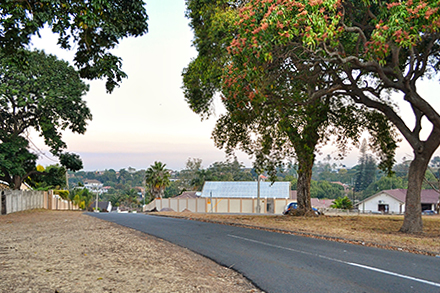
[[0, 49, 91, 189], [183, 0, 396, 214], [0, 0, 148, 92], [226, 0, 440, 232]]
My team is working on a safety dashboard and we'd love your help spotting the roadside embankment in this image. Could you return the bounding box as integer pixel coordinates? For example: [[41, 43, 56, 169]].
[[0, 210, 261, 293]]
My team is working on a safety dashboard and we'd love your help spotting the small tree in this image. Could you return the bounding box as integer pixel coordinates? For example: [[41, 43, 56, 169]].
[[355, 139, 378, 193], [145, 162, 171, 201], [331, 196, 353, 210]]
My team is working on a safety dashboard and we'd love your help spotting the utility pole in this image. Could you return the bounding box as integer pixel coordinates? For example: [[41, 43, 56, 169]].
[[210, 191, 213, 213], [65, 170, 69, 190], [256, 175, 261, 213], [95, 190, 98, 212]]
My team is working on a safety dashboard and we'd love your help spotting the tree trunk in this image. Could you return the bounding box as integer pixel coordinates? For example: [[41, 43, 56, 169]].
[[12, 175, 22, 190], [296, 158, 313, 212], [399, 151, 431, 233]]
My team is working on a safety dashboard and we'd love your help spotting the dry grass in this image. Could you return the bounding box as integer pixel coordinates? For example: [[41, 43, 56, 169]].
[[155, 212, 440, 256], [0, 210, 261, 293]]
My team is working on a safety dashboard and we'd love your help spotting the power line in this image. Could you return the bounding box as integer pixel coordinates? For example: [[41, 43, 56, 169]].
[[24, 132, 58, 163]]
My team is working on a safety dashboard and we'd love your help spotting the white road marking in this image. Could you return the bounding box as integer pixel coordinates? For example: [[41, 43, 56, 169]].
[[227, 234, 440, 288]]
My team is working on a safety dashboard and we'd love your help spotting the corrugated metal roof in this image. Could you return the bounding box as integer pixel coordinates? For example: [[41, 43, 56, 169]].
[[201, 181, 290, 198]]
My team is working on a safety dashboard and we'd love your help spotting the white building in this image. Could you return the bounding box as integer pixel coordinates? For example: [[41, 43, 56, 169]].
[[357, 189, 439, 214], [83, 179, 104, 194]]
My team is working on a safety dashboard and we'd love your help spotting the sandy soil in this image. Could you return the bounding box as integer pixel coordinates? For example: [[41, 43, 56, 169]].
[[0, 210, 262, 293]]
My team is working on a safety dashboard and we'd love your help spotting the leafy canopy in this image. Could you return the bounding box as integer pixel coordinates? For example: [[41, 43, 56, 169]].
[[0, 0, 148, 92], [0, 49, 91, 188], [145, 161, 171, 200], [227, 0, 440, 232]]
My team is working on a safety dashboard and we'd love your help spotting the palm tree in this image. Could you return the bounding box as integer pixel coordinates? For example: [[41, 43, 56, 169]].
[[145, 161, 171, 201]]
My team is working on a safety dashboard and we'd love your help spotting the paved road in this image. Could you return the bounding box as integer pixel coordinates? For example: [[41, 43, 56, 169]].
[[89, 213, 440, 293]]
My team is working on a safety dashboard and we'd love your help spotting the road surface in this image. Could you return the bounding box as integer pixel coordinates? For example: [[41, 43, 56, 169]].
[[89, 213, 440, 293]]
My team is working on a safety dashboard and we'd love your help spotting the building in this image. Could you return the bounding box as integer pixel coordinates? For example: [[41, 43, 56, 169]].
[[0, 180, 32, 190], [174, 191, 198, 199], [201, 181, 291, 199], [357, 189, 439, 214], [289, 191, 334, 209], [83, 179, 104, 194], [90, 201, 112, 212]]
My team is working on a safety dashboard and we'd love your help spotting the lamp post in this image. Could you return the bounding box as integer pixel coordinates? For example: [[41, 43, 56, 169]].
[[95, 189, 98, 212]]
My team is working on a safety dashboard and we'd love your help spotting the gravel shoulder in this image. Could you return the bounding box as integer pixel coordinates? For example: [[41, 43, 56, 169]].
[[0, 210, 261, 293]]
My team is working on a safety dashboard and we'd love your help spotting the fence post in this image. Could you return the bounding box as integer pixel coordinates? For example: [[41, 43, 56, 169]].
[[0, 191, 3, 215]]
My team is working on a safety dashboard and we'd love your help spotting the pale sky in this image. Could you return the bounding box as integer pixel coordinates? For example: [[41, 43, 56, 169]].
[[28, 0, 440, 171]]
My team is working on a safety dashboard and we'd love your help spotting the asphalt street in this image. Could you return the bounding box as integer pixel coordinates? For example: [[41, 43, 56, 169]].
[[89, 213, 440, 293]]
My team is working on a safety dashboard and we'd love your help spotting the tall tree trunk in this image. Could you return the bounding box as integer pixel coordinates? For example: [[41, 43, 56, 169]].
[[399, 150, 432, 232], [296, 157, 313, 212]]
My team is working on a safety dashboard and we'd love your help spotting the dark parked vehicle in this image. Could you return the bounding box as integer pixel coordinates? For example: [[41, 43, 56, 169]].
[[283, 202, 321, 215], [422, 210, 436, 215]]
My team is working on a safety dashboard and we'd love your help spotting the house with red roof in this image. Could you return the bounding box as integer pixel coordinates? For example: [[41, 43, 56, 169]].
[[357, 189, 439, 214], [289, 191, 334, 209]]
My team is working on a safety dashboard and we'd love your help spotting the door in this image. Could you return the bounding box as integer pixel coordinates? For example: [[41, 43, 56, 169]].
[[378, 204, 389, 213]]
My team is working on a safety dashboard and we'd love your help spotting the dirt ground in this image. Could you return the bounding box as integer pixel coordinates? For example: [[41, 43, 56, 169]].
[[0, 210, 261, 293]]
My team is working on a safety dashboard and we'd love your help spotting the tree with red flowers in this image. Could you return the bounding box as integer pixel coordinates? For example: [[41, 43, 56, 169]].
[[225, 0, 440, 232], [183, 0, 397, 214]]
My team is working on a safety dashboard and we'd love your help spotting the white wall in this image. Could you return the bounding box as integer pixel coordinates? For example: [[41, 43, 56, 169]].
[[145, 197, 294, 214], [360, 193, 404, 213]]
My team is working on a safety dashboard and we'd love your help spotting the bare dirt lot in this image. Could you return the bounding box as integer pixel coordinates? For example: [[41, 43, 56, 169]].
[[156, 212, 440, 256], [0, 210, 261, 293]]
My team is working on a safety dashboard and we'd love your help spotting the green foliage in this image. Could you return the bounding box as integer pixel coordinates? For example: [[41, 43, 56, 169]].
[[0, 136, 37, 189], [183, 0, 241, 117], [0, 0, 148, 92], [59, 153, 83, 172], [362, 176, 407, 199], [331, 196, 353, 210], [165, 181, 181, 198], [354, 139, 378, 192], [179, 158, 204, 190], [310, 181, 345, 199], [27, 164, 67, 190], [71, 187, 94, 210], [145, 162, 171, 200], [53, 190, 70, 200], [0, 50, 90, 188], [183, 0, 397, 213], [172, 158, 255, 194], [205, 159, 254, 182], [210, 0, 440, 232], [117, 188, 140, 209]]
